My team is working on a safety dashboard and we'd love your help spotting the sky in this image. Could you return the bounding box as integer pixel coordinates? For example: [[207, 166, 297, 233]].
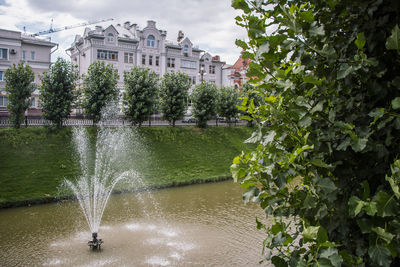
[[0, 0, 248, 65]]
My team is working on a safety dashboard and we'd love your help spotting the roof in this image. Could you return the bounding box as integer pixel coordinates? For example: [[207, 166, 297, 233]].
[[21, 37, 57, 47], [232, 55, 250, 71]]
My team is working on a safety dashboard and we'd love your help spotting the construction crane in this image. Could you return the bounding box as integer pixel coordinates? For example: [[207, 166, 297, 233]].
[[29, 18, 114, 37]]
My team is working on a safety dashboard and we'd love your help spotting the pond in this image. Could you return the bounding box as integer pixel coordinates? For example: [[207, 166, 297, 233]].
[[0, 181, 269, 266]]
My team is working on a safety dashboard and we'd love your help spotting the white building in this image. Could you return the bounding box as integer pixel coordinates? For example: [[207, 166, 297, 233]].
[[0, 28, 57, 117], [67, 20, 225, 91]]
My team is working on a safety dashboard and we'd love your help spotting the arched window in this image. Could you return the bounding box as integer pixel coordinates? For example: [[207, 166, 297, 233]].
[[147, 35, 155, 47], [184, 45, 189, 53], [107, 33, 114, 42]]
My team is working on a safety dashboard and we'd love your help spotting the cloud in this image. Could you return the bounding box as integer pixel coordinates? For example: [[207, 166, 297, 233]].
[[1, 0, 248, 64]]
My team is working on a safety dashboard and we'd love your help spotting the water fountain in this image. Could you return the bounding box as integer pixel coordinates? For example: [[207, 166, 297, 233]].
[[64, 104, 137, 249]]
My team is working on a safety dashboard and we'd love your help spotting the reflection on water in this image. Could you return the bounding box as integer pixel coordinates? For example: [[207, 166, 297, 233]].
[[0, 181, 269, 266]]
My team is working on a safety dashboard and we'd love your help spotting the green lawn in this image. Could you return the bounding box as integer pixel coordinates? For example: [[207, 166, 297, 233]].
[[0, 126, 253, 207]]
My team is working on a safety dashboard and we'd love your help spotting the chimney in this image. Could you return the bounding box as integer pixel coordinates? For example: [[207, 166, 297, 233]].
[[212, 55, 220, 61], [95, 26, 103, 33], [130, 23, 137, 38], [147, 20, 156, 28], [177, 30, 184, 42]]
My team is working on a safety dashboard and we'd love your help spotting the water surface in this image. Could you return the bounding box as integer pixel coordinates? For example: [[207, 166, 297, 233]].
[[0, 181, 268, 266]]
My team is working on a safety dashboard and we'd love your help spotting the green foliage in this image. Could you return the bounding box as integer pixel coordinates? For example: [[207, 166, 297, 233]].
[[231, 0, 400, 266], [159, 71, 190, 126], [191, 82, 218, 128], [0, 126, 254, 206], [40, 58, 78, 128], [123, 66, 158, 126], [82, 61, 119, 123], [4, 62, 35, 128], [217, 86, 240, 124]]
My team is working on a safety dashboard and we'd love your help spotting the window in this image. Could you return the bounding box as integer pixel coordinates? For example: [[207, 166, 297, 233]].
[[31, 51, 35, 60], [0, 71, 3, 81], [22, 50, 26, 60], [147, 35, 155, 47], [30, 98, 35, 108], [209, 65, 215, 74], [149, 55, 153, 65], [167, 57, 175, 68], [0, 96, 7, 107], [124, 52, 134, 63], [97, 50, 118, 61], [192, 76, 196, 85], [181, 60, 196, 69], [142, 54, 146, 65], [0, 48, 7, 60], [155, 56, 159, 66], [107, 33, 114, 42]]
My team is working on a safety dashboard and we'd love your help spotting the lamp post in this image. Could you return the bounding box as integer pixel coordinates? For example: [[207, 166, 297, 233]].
[[199, 65, 206, 82], [198, 52, 207, 82]]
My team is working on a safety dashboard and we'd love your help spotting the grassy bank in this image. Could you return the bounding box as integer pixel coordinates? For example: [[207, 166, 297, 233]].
[[0, 126, 253, 207]]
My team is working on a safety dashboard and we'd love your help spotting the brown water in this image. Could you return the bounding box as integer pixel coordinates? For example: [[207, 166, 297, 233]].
[[0, 181, 269, 266]]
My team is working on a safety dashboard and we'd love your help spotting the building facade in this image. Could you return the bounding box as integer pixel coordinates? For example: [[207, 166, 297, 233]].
[[222, 54, 250, 90], [67, 20, 225, 92], [0, 28, 57, 117]]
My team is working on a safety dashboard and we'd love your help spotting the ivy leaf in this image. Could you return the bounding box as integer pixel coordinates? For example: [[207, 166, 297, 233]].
[[271, 256, 288, 267], [372, 227, 394, 243], [357, 218, 373, 234], [303, 226, 319, 242], [299, 116, 312, 128], [385, 175, 400, 199], [368, 244, 392, 267], [309, 159, 332, 168], [351, 137, 368, 152], [337, 63, 353, 79], [317, 226, 328, 244], [318, 178, 337, 195], [385, 24, 400, 52], [348, 196, 365, 217], [231, 0, 251, 13], [320, 247, 343, 267], [303, 75, 323, 85], [364, 201, 377, 216], [309, 25, 325, 37], [391, 97, 400, 110], [376, 191, 398, 217], [256, 217, 265, 230], [245, 128, 262, 143], [354, 32, 366, 50], [235, 39, 249, 50]]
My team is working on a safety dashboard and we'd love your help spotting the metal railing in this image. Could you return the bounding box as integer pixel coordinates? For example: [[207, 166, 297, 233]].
[[0, 117, 247, 127]]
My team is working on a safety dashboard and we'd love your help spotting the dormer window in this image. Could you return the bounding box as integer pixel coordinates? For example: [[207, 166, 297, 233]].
[[147, 35, 155, 47], [107, 33, 114, 42], [184, 45, 189, 53]]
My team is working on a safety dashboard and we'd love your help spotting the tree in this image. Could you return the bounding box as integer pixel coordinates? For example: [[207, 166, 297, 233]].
[[4, 62, 35, 128], [231, 0, 400, 266], [191, 82, 217, 128], [216, 86, 240, 124], [159, 71, 190, 126], [39, 58, 78, 128], [82, 61, 119, 123], [123, 66, 158, 126], [240, 82, 263, 126]]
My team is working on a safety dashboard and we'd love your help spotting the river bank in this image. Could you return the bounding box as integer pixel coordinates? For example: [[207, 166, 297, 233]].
[[0, 126, 253, 208]]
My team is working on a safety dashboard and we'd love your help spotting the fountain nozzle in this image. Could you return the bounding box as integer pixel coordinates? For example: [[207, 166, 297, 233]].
[[88, 232, 103, 250]]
